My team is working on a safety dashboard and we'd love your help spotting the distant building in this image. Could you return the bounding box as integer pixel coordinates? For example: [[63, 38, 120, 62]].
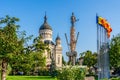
[[39, 14, 62, 68]]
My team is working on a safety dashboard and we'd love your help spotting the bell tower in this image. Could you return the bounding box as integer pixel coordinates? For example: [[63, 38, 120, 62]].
[[55, 35, 62, 68]]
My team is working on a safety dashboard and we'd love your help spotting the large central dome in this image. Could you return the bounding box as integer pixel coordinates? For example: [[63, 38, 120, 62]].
[[40, 22, 52, 30], [39, 14, 53, 41], [39, 14, 52, 30]]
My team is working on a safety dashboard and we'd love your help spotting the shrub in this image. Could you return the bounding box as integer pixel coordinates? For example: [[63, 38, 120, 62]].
[[7, 64, 12, 75], [111, 78, 120, 80], [57, 65, 87, 80], [38, 69, 50, 76]]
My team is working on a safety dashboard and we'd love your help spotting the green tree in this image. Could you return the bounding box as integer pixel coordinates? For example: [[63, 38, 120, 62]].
[[0, 16, 49, 78], [10, 36, 49, 75], [0, 60, 1, 79], [0, 60, 1, 70], [62, 56, 66, 66], [0, 15, 24, 80], [10, 51, 33, 75], [109, 34, 120, 72], [83, 50, 97, 73], [9, 31, 29, 75], [31, 36, 50, 74]]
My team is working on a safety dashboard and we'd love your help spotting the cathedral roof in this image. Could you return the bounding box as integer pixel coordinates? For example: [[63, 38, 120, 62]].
[[39, 14, 52, 30]]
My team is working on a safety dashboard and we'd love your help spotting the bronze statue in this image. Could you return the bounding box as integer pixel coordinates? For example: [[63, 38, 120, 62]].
[[65, 13, 79, 65]]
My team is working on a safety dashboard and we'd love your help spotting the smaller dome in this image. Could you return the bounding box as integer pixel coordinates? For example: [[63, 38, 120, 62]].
[[56, 35, 61, 41]]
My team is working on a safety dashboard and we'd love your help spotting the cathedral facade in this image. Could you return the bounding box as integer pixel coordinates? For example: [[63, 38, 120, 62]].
[[39, 14, 62, 68]]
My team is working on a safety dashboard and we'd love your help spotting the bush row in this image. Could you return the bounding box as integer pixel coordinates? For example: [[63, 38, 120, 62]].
[[56, 65, 87, 80]]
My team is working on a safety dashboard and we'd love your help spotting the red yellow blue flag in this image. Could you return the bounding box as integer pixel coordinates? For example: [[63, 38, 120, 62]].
[[96, 16, 112, 38]]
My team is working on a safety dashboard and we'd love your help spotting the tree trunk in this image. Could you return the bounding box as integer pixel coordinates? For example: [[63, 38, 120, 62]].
[[1, 59, 8, 80]]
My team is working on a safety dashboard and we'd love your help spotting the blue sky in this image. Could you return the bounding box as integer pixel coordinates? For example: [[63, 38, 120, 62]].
[[1, 0, 120, 61]]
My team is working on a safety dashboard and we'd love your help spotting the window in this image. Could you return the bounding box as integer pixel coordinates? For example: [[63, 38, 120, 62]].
[[58, 56, 60, 64]]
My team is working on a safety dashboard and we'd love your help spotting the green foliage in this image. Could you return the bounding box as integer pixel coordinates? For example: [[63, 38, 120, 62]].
[[30, 36, 49, 74], [0, 16, 49, 78], [110, 77, 120, 80], [109, 34, 120, 70], [31, 52, 46, 68], [9, 37, 48, 75], [38, 69, 50, 76], [7, 64, 12, 75], [0, 15, 25, 80], [9, 33, 48, 75], [6, 76, 56, 80], [0, 16, 32, 76], [0, 15, 20, 60], [0, 70, 1, 79], [0, 60, 1, 70], [83, 51, 97, 68], [10, 53, 34, 75], [0, 15, 46, 77], [62, 56, 66, 66], [57, 65, 86, 80], [49, 58, 56, 77]]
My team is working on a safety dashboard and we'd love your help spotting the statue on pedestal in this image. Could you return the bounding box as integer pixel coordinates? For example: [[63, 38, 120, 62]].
[[65, 13, 79, 66]]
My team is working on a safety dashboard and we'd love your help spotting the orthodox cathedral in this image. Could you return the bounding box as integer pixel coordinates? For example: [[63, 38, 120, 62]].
[[39, 14, 62, 68]]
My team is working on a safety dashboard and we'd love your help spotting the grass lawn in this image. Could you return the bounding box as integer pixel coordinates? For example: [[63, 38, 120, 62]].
[[7, 76, 57, 80]]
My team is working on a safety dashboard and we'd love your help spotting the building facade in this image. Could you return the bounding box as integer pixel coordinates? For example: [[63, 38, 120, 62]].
[[39, 14, 62, 68]]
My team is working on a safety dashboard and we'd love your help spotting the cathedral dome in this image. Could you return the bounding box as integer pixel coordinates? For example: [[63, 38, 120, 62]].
[[40, 22, 52, 30], [39, 14, 52, 30], [56, 34, 61, 46], [56, 34, 61, 41]]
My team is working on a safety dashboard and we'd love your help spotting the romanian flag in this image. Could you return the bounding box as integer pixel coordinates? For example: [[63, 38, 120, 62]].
[[97, 16, 105, 26], [96, 16, 112, 38]]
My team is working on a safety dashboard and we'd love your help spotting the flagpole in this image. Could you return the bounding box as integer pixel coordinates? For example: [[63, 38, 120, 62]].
[[96, 15, 112, 79], [96, 13, 100, 80]]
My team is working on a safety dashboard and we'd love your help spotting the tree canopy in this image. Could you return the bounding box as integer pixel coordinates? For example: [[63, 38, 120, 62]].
[[0, 15, 49, 80], [82, 50, 97, 68], [0, 15, 24, 80], [109, 34, 120, 70]]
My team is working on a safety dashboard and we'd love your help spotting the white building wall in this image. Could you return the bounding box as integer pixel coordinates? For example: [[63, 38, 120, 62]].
[[39, 29, 52, 41], [55, 46, 62, 68], [39, 29, 62, 68]]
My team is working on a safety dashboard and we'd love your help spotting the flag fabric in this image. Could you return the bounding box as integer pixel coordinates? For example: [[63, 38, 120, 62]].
[[96, 16, 112, 38], [97, 16, 106, 27], [107, 32, 110, 38]]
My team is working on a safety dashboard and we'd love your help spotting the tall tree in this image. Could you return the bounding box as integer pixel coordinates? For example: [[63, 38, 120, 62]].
[[9, 31, 28, 75], [31, 36, 50, 74], [0, 15, 23, 80], [109, 34, 120, 72], [0, 16, 50, 78], [0, 16, 28, 80]]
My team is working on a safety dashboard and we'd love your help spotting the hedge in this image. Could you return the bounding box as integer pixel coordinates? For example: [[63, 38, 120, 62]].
[[57, 65, 87, 80]]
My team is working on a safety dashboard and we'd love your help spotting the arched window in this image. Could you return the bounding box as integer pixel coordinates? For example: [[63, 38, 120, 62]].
[[58, 56, 60, 64]]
